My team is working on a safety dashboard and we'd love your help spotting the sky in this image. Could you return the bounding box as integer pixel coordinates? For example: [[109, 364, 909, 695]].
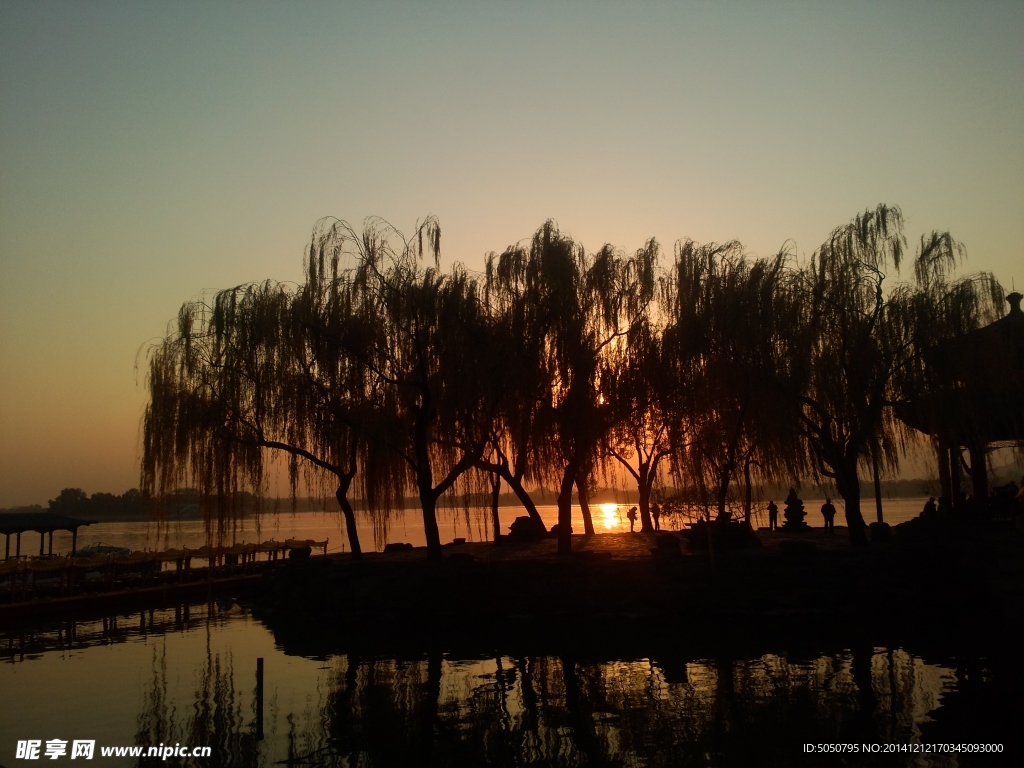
[[1, 1, 1022, 507]]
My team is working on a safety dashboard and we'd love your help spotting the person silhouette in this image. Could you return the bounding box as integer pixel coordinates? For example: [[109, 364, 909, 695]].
[[921, 497, 937, 518], [937, 495, 952, 518], [821, 497, 836, 535], [767, 500, 779, 530], [651, 503, 661, 531], [627, 506, 638, 533]]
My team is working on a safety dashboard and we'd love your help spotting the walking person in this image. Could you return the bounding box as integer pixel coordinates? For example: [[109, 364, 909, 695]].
[[627, 506, 638, 533], [821, 497, 836, 535], [651, 503, 661, 532], [767, 500, 779, 531]]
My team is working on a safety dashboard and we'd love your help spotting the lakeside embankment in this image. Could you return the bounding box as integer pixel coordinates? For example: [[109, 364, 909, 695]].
[[254, 525, 1024, 658], [5, 521, 1021, 647]]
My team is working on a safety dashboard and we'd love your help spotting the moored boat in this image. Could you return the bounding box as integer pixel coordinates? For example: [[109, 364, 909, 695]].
[[76, 543, 131, 557]]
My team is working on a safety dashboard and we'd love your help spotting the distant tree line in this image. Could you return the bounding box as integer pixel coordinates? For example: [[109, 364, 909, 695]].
[[141, 205, 1005, 559], [44, 487, 150, 519]]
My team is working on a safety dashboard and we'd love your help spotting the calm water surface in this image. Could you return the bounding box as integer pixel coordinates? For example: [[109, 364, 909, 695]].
[[1, 597, 1015, 767], [34, 499, 932, 556]]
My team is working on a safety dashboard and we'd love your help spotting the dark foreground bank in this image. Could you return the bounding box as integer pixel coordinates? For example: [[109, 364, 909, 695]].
[[254, 526, 1024, 658], [4, 524, 1022, 768]]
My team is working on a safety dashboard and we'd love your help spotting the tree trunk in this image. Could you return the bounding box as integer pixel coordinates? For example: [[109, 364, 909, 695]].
[[936, 436, 952, 505], [871, 447, 884, 524], [949, 445, 963, 512], [638, 476, 654, 533], [557, 463, 576, 555], [836, 461, 868, 545], [576, 470, 595, 535], [611, 450, 656, 531], [716, 466, 730, 520], [334, 484, 362, 559], [420, 490, 442, 561], [413, 402, 442, 560], [496, 466, 546, 529], [695, 456, 714, 562], [490, 473, 502, 544]]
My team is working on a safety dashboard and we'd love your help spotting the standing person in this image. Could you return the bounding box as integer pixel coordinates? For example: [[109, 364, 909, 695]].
[[627, 506, 638, 533], [767, 500, 779, 531], [651, 503, 661, 531], [821, 497, 836, 535]]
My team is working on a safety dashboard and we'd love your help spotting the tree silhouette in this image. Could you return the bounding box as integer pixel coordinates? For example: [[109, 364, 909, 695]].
[[140, 207, 1007, 557], [485, 223, 656, 554], [603, 318, 672, 532], [783, 206, 910, 542], [141, 274, 373, 555], [307, 218, 504, 560], [662, 240, 804, 523], [475, 243, 559, 532], [888, 231, 1004, 506]]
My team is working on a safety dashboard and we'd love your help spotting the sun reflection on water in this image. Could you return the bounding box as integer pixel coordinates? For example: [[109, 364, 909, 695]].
[[600, 503, 619, 530]]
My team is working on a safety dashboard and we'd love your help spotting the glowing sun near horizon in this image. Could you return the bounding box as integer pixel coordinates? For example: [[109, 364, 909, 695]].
[[600, 503, 619, 530]]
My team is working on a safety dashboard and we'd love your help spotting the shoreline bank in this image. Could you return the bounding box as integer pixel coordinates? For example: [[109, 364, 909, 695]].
[[254, 527, 1024, 657], [4, 526, 1021, 649]]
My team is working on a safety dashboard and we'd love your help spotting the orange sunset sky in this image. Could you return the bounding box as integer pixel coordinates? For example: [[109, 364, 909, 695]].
[[1, 1, 1022, 507]]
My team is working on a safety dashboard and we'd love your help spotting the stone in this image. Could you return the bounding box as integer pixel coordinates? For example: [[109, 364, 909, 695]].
[[508, 516, 547, 542]]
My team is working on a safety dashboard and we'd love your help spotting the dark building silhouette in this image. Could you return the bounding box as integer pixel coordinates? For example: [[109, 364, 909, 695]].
[[896, 291, 1024, 505]]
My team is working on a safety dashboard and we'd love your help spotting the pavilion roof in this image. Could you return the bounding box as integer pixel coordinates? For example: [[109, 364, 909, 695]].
[[0, 511, 98, 535], [895, 292, 1024, 445], [930, 291, 1024, 395]]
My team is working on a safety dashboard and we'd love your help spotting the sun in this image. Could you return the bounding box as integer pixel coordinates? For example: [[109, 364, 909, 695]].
[[600, 503, 618, 530]]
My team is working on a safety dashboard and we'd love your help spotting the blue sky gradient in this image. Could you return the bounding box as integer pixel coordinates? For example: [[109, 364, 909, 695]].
[[1, 1, 1022, 505]]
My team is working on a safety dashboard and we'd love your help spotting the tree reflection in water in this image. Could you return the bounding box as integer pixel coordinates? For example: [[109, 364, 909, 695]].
[[306, 649, 954, 767], [132, 640, 970, 767], [136, 625, 261, 767]]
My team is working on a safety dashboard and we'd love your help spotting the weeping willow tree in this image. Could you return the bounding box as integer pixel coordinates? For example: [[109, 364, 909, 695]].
[[602, 316, 673, 532], [143, 281, 282, 546], [888, 231, 1004, 506], [661, 239, 806, 524], [308, 217, 501, 561], [388, 262, 500, 561], [141, 265, 383, 556], [790, 209, 1006, 537], [476, 242, 558, 532], [484, 222, 657, 554], [142, 206, 1005, 558], [143, 217, 502, 561], [781, 206, 912, 543]]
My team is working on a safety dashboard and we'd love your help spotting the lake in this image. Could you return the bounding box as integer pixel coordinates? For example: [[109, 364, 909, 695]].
[[1, 596, 1016, 767], [26, 498, 932, 557], [4, 493, 1019, 766]]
